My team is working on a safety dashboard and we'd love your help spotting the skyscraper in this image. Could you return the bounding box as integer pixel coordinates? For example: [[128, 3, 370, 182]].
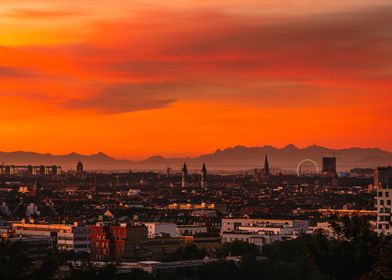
[[322, 157, 337, 175], [375, 166, 392, 235], [375, 166, 392, 189], [263, 155, 270, 177]]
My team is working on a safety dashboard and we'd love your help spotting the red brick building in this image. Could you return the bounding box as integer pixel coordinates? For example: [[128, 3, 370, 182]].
[[90, 225, 126, 260]]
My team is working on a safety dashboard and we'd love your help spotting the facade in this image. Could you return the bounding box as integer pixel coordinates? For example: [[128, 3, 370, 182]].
[[176, 225, 207, 237], [58, 225, 90, 253], [124, 225, 149, 259], [90, 224, 126, 260], [376, 188, 392, 235], [0, 165, 61, 175], [221, 232, 282, 250], [322, 157, 337, 175], [221, 218, 309, 250], [12, 222, 90, 253], [221, 218, 309, 235], [144, 222, 177, 238], [374, 166, 392, 189]]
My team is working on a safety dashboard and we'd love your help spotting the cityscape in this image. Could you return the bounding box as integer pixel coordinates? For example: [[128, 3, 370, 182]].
[[0, 152, 391, 279], [1, 0, 392, 280]]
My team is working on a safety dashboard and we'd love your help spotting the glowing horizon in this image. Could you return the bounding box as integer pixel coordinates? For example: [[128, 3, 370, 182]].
[[0, 0, 391, 160]]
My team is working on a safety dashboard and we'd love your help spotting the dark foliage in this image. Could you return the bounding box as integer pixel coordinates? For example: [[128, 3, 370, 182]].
[[216, 240, 260, 258]]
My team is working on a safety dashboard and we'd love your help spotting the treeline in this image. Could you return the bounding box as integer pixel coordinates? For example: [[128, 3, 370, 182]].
[[1, 216, 392, 280], [198, 216, 392, 280]]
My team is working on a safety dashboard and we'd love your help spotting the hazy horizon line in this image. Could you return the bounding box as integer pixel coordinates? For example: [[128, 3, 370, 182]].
[[0, 143, 390, 161]]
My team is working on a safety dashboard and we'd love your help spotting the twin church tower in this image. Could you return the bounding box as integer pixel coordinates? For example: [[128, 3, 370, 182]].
[[180, 155, 269, 189], [181, 162, 208, 190]]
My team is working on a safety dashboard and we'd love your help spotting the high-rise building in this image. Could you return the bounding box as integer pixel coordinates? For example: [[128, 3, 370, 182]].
[[39, 165, 49, 175], [376, 188, 392, 235], [76, 161, 84, 178], [374, 166, 392, 189], [51, 165, 61, 175], [263, 155, 270, 177], [322, 157, 337, 175]]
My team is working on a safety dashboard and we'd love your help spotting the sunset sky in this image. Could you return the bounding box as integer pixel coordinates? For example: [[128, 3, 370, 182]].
[[0, 0, 391, 159]]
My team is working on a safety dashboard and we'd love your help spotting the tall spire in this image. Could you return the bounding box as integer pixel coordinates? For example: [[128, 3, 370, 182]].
[[201, 163, 207, 190], [202, 163, 207, 177], [263, 155, 270, 177], [182, 163, 188, 189], [182, 163, 188, 178]]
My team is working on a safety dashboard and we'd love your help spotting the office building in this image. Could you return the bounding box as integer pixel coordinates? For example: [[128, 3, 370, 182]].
[[322, 157, 337, 175], [376, 188, 392, 235]]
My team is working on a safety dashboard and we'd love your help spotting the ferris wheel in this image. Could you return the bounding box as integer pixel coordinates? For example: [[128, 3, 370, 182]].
[[296, 159, 319, 176]]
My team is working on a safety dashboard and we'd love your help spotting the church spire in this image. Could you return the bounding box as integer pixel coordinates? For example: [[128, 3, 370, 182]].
[[263, 155, 270, 177], [182, 163, 188, 189], [201, 163, 207, 190]]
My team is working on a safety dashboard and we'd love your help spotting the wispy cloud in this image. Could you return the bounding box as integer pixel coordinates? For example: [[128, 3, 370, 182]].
[[63, 83, 177, 114], [6, 8, 82, 19], [0, 66, 42, 78]]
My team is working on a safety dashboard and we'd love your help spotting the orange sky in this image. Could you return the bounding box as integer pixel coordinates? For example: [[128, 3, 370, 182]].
[[0, 0, 391, 159]]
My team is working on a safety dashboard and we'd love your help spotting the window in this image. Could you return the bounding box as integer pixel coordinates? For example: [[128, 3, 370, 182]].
[[379, 192, 383, 197], [388, 200, 391, 206], [381, 200, 385, 205]]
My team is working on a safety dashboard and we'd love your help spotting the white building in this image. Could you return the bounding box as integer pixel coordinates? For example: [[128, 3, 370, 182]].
[[221, 232, 283, 250], [144, 222, 177, 238], [309, 222, 339, 239], [12, 222, 90, 253], [58, 226, 90, 253], [176, 225, 207, 237], [220, 218, 309, 251], [376, 188, 392, 235], [221, 218, 309, 235], [26, 203, 40, 217]]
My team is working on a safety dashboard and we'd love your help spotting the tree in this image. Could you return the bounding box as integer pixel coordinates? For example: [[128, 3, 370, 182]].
[[163, 244, 208, 262], [66, 263, 153, 280], [263, 236, 326, 280], [308, 216, 380, 280], [197, 261, 239, 280], [0, 240, 31, 280], [31, 251, 74, 280], [360, 236, 392, 280], [216, 240, 260, 258]]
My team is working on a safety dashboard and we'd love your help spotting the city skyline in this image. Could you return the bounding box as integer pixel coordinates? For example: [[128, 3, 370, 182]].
[[1, 1, 392, 278], [1, 0, 391, 159], [0, 144, 391, 171]]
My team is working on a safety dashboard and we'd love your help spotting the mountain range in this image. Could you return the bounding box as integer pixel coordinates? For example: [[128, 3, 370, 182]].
[[0, 145, 391, 172]]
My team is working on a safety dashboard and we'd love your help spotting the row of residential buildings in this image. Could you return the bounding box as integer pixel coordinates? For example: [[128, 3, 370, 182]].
[[1, 219, 212, 260]]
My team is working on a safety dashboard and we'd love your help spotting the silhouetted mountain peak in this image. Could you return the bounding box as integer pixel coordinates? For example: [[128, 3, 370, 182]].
[[0, 145, 391, 170], [282, 144, 298, 151]]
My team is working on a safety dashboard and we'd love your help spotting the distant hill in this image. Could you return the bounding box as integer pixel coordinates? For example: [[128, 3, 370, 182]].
[[0, 145, 391, 171]]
